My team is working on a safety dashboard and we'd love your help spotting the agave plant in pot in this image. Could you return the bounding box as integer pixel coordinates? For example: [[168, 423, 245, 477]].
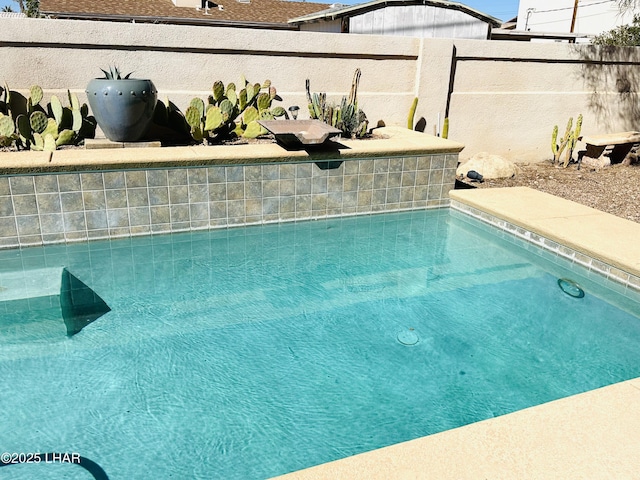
[[86, 67, 157, 142]]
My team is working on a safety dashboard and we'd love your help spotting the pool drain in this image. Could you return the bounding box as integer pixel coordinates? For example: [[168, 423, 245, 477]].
[[558, 278, 585, 298], [397, 328, 419, 346]]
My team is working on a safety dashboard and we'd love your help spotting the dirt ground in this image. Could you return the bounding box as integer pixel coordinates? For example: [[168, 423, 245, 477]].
[[470, 160, 640, 224]]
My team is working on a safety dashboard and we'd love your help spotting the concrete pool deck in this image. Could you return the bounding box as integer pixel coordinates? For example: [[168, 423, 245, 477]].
[[274, 187, 640, 479]]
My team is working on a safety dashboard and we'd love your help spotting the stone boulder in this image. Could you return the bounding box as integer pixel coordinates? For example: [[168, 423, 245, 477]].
[[457, 152, 517, 180]]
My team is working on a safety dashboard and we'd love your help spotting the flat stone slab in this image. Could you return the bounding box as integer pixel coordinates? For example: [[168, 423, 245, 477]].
[[85, 138, 162, 149], [581, 131, 640, 146]]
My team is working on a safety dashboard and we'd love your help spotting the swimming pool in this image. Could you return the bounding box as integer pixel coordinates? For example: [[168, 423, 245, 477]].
[[1, 208, 640, 479]]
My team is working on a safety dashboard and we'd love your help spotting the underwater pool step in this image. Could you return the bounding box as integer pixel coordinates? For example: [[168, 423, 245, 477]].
[[0, 267, 110, 337]]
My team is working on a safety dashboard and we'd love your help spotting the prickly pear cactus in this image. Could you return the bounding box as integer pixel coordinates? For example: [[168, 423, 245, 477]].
[[43, 118, 59, 139], [0, 115, 14, 137], [271, 106, 287, 118], [185, 106, 202, 129], [29, 111, 48, 134], [56, 129, 76, 147], [50, 95, 64, 125], [212, 81, 225, 103], [29, 85, 43, 106], [182, 76, 283, 144], [0, 114, 15, 146], [242, 120, 264, 139]]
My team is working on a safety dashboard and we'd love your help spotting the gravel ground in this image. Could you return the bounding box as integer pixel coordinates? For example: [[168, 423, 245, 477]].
[[470, 161, 640, 224]]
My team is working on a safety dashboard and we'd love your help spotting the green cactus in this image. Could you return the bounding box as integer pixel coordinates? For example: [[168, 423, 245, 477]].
[[43, 133, 56, 152], [185, 105, 201, 129], [212, 81, 225, 103], [32, 132, 44, 151], [204, 107, 223, 131], [305, 69, 369, 138], [29, 111, 48, 134], [0, 114, 15, 147], [243, 106, 259, 125], [8, 88, 95, 151], [42, 118, 59, 139], [50, 95, 64, 125], [271, 106, 287, 118], [562, 114, 583, 167], [242, 120, 264, 139], [182, 77, 283, 143], [29, 85, 43, 106], [257, 93, 271, 112], [442, 117, 449, 139], [552, 114, 583, 167], [56, 129, 76, 146], [407, 97, 418, 130], [0, 115, 14, 137]]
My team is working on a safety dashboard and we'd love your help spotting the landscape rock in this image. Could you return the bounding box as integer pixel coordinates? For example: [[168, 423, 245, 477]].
[[457, 152, 517, 180], [580, 155, 611, 170]]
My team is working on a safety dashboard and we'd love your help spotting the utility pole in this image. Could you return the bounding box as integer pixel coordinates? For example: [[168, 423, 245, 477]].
[[570, 0, 579, 32]]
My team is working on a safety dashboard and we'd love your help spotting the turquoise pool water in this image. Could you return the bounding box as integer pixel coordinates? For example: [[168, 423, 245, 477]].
[[1, 209, 640, 479]]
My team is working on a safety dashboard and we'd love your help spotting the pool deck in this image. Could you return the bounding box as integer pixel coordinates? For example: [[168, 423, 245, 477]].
[[273, 187, 640, 480]]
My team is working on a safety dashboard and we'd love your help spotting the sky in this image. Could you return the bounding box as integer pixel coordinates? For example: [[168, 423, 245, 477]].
[[0, 0, 520, 22]]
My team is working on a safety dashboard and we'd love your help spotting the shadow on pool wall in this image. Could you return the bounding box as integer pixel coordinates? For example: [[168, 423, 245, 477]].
[[0, 267, 111, 340]]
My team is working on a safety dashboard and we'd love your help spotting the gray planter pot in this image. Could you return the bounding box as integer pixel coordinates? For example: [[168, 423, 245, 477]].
[[86, 78, 157, 142]]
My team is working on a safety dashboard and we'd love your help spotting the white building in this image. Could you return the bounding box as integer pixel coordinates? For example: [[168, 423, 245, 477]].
[[516, 0, 639, 35], [289, 0, 501, 40]]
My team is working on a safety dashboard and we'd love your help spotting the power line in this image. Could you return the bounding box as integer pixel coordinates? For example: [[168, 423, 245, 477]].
[[529, 0, 619, 14]]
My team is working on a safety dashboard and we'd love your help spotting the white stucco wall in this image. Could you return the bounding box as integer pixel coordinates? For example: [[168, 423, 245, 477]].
[[2, 17, 640, 163]]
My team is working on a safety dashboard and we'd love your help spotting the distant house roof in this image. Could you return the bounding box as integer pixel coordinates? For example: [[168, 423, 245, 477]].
[[39, 0, 331, 29], [289, 0, 502, 28]]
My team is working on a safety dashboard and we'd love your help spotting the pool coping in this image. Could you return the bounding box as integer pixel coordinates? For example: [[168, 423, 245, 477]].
[[273, 186, 640, 479], [0, 126, 464, 174]]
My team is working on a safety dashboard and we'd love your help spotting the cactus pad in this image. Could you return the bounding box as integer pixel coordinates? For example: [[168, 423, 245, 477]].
[[227, 89, 238, 108], [0, 115, 14, 137], [50, 95, 63, 125], [43, 118, 59, 139], [242, 106, 259, 125], [43, 133, 57, 152], [238, 89, 248, 111], [242, 120, 263, 139], [190, 98, 205, 119], [256, 93, 271, 112], [31, 132, 44, 151], [29, 85, 43, 105], [212, 81, 225, 103], [219, 99, 234, 122], [204, 106, 223, 131], [56, 129, 76, 146], [29, 111, 48, 134], [271, 106, 286, 118], [185, 106, 202, 128], [69, 91, 81, 111]]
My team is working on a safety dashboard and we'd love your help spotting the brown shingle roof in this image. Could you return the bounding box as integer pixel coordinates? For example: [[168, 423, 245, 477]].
[[40, 0, 332, 27]]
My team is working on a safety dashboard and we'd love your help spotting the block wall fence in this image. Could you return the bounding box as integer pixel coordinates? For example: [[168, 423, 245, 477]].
[[2, 17, 640, 163]]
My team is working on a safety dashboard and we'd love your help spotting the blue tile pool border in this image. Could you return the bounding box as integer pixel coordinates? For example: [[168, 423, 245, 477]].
[[450, 199, 640, 294]]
